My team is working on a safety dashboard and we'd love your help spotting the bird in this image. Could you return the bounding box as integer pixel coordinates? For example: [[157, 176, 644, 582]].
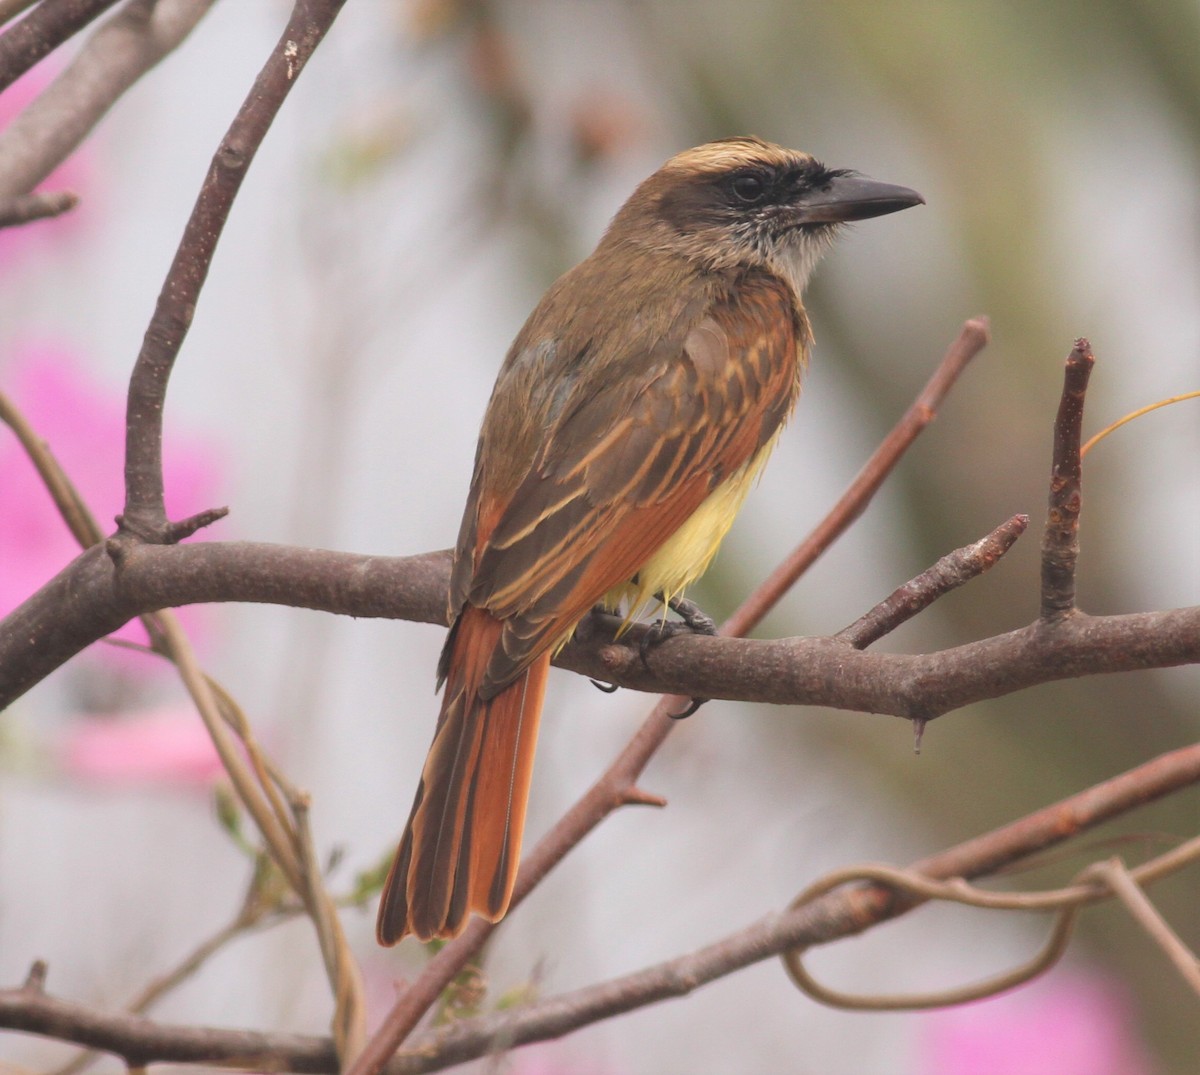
[[376, 136, 923, 944]]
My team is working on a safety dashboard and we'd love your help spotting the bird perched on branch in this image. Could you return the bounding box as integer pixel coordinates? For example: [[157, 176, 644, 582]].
[[377, 137, 923, 944]]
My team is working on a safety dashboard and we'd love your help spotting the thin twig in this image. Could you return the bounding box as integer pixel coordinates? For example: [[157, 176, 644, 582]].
[[294, 797, 368, 1062], [3, 318, 367, 1063], [0, 387, 104, 546], [1040, 337, 1093, 620], [49, 894, 280, 1075], [1090, 857, 1200, 998], [384, 743, 1200, 1069], [119, 0, 348, 538], [837, 513, 1028, 649], [0, 189, 79, 227], [1081, 390, 1200, 459], [151, 613, 304, 887]]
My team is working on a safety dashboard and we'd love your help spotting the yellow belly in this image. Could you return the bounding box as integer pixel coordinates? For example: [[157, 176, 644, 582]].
[[603, 432, 780, 620]]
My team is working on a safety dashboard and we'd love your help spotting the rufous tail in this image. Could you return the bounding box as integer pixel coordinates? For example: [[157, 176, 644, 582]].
[[376, 606, 549, 944]]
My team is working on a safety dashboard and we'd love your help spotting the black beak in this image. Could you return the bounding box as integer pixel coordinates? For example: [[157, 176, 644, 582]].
[[794, 174, 924, 224]]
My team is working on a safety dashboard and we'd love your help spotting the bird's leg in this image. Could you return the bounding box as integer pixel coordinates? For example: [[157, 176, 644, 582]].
[[638, 593, 717, 719], [665, 594, 717, 636]]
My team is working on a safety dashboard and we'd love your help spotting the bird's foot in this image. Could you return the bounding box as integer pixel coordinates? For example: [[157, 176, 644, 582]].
[[638, 594, 717, 719], [582, 604, 622, 694]]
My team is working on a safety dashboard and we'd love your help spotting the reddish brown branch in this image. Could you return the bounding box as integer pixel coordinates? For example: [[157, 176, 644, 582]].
[[724, 316, 990, 639], [120, 0, 348, 539], [1040, 337, 1093, 620], [0, 0, 122, 92], [837, 513, 1028, 649]]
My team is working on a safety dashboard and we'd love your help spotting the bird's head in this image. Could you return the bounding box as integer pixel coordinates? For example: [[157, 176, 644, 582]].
[[607, 136, 924, 294]]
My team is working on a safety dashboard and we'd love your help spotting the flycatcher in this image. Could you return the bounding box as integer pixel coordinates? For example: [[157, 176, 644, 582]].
[[377, 137, 923, 944]]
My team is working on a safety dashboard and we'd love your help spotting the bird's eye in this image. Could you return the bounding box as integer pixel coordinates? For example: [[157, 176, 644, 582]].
[[730, 174, 765, 203]]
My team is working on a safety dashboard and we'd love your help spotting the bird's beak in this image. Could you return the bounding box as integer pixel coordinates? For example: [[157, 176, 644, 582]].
[[793, 174, 925, 224]]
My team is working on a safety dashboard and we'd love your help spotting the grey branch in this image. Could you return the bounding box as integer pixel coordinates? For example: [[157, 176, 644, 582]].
[[0, 536, 1197, 722], [0, 0, 217, 201]]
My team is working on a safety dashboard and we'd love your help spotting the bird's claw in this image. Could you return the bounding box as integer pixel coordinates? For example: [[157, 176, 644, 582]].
[[637, 594, 717, 718]]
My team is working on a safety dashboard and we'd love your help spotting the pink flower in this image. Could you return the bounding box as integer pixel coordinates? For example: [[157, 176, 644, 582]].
[[0, 343, 224, 662], [508, 1047, 616, 1075], [919, 971, 1156, 1075], [58, 705, 224, 786]]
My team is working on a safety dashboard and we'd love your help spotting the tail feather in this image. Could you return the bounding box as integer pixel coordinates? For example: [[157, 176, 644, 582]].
[[376, 607, 549, 944]]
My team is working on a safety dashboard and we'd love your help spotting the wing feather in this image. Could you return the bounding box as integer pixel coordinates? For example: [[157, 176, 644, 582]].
[[460, 270, 807, 696]]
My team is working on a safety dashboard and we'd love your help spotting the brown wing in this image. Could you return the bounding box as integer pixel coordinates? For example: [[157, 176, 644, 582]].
[[459, 270, 805, 697]]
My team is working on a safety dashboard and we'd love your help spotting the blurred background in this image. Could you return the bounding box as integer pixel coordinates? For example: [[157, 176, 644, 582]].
[[1, 1, 1198, 1071]]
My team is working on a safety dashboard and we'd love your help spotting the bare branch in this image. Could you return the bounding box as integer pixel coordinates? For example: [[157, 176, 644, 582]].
[[0, 0, 218, 201], [2, 534, 1198, 722], [0, 188, 78, 227], [560, 606, 1200, 717], [1040, 337, 1093, 620], [0, 0, 123, 92], [1091, 858, 1200, 998], [0, 0, 39, 31], [836, 513, 1029, 649], [0, 542, 450, 708], [121, 0, 349, 538], [0, 979, 338, 1072], [0, 386, 104, 546]]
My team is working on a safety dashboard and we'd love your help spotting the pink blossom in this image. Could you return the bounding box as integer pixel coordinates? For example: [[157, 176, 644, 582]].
[[508, 1047, 616, 1075], [919, 971, 1156, 1075], [0, 343, 224, 661], [58, 705, 224, 786]]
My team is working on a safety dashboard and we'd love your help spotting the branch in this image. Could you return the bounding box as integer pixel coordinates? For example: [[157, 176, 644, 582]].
[[120, 0, 348, 538], [0, 0, 123, 93], [0, 0, 218, 201], [0, 318, 989, 711], [0, 188, 78, 227], [836, 513, 1029, 649], [1040, 337, 1093, 620], [2, 537, 1199, 721], [12, 738, 1197, 1072], [0, 543, 450, 707], [558, 606, 1200, 717], [0, 969, 338, 1073]]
